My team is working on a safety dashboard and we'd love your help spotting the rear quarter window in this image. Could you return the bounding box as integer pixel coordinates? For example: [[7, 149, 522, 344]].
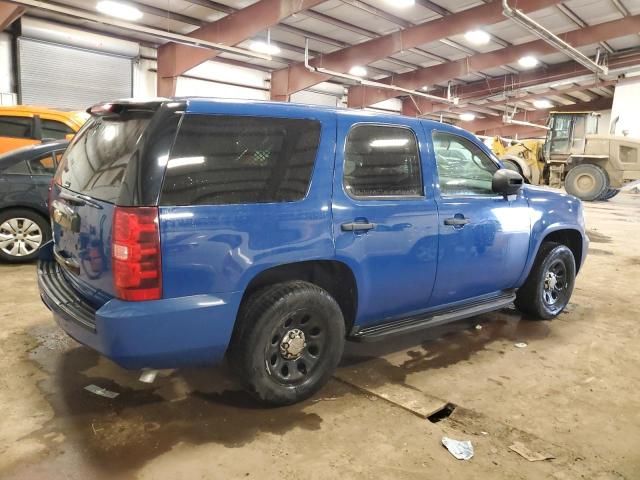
[[160, 115, 321, 206], [56, 112, 153, 202]]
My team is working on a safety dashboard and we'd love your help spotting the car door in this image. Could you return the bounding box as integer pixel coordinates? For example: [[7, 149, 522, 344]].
[[427, 128, 531, 307], [332, 116, 439, 327], [0, 115, 38, 155], [27, 150, 58, 211]]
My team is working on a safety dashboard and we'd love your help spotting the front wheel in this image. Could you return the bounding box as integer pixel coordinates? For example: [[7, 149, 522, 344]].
[[564, 163, 608, 201], [228, 281, 345, 406], [515, 242, 576, 320]]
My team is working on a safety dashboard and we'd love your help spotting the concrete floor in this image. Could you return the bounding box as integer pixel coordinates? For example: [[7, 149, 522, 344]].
[[1, 194, 639, 480]]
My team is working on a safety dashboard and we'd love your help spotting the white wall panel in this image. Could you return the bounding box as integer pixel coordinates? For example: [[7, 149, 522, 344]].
[[0, 32, 15, 103], [610, 79, 640, 138]]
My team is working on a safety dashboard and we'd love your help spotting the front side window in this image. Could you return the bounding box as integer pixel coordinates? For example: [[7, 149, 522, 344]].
[[41, 119, 74, 140], [344, 124, 422, 198], [0, 116, 32, 139], [28, 152, 56, 175], [161, 115, 321, 206], [433, 132, 498, 196]]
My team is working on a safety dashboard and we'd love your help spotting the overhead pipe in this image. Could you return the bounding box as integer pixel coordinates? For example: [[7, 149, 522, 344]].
[[303, 39, 459, 106], [8, 0, 271, 61], [502, 0, 608, 76], [503, 106, 550, 130]]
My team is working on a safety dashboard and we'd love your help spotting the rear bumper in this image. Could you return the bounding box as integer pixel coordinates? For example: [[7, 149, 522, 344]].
[[37, 245, 242, 369]]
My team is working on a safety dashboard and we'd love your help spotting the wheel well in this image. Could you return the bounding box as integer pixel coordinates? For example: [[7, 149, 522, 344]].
[[542, 230, 583, 272], [240, 260, 358, 330], [0, 205, 49, 222]]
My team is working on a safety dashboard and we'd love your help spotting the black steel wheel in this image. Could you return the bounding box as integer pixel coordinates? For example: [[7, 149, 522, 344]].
[[515, 242, 576, 320], [265, 309, 328, 386], [229, 281, 345, 405]]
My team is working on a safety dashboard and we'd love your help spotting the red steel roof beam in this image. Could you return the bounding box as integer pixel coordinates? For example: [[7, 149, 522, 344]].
[[271, 0, 564, 101], [157, 0, 325, 96], [0, 1, 25, 30], [350, 15, 640, 109]]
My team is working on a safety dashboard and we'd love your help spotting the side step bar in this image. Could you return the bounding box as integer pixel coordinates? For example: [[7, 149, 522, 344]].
[[349, 291, 516, 342]]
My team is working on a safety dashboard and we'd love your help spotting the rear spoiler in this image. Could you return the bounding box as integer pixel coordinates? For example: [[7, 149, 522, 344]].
[[87, 98, 171, 117]]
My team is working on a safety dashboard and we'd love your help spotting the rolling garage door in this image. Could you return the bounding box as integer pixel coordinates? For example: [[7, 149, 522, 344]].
[[17, 38, 132, 110]]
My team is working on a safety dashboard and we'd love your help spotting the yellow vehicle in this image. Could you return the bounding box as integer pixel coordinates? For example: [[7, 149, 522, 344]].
[[0, 105, 88, 155], [490, 111, 640, 201], [490, 136, 545, 186]]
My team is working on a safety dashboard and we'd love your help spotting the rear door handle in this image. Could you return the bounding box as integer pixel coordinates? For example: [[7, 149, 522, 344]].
[[444, 217, 470, 226], [341, 222, 377, 232]]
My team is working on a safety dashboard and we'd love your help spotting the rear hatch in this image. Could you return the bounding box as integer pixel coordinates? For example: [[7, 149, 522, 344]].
[[50, 100, 181, 307]]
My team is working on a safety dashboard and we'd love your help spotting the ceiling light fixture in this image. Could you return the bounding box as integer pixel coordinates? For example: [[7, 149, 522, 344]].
[[459, 113, 476, 122], [518, 55, 539, 68], [464, 30, 491, 45], [96, 1, 143, 21], [389, 0, 415, 7], [249, 40, 281, 56], [532, 99, 553, 109], [349, 65, 367, 77]]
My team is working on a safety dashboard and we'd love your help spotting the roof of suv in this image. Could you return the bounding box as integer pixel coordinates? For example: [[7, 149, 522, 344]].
[[180, 97, 451, 129]]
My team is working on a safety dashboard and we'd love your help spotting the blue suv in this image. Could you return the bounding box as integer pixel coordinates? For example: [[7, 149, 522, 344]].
[[38, 99, 588, 405]]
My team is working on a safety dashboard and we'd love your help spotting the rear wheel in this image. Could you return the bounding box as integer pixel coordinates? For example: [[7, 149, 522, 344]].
[[564, 164, 608, 201], [228, 281, 345, 405], [0, 209, 50, 263], [515, 242, 576, 320]]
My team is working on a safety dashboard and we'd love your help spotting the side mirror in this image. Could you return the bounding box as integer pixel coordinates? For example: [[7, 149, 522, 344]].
[[492, 169, 523, 196]]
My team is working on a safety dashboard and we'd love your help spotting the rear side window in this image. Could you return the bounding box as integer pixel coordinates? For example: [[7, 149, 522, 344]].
[[41, 119, 74, 140], [56, 112, 153, 202], [2, 160, 29, 175], [160, 115, 321, 206], [343, 124, 422, 198], [28, 152, 56, 175], [0, 116, 32, 139]]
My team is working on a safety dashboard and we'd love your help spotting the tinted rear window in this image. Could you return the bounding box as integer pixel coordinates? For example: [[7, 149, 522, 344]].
[[55, 112, 153, 202], [160, 115, 321, 206]]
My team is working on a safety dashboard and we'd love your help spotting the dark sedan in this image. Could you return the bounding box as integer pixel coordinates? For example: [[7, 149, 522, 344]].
[[0, 140, 68, 262]]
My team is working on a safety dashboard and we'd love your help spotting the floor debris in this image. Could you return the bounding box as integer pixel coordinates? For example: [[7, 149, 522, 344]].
[[84, 384, 119, 399], [442, 436, 474, 460], [514, 342, 528, 348], [509, 441, 555, 462]]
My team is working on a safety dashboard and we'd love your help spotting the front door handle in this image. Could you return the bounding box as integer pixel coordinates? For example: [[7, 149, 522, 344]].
[[444, 217, 470, 227], [342, 222, 377, 232]]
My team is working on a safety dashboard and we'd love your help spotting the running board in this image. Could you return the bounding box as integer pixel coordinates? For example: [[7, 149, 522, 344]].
[[349, 292, 516, 342]]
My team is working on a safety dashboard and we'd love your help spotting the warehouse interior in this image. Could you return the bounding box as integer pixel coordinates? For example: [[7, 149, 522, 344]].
[[1, 0, 639, 478]]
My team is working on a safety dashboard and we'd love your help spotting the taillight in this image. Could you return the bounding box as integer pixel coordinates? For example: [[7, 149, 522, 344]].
[[112, 207, 162, 301]]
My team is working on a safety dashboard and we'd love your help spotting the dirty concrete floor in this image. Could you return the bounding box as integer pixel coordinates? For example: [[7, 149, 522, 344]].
[[1, 195, 639, 480]]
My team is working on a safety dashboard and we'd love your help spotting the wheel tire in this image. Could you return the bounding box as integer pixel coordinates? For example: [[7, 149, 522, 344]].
[[515, 242, 576, 320], [228, 281, 345, 406], [564, 164, 608, 201], [0, 209, 50, 263]]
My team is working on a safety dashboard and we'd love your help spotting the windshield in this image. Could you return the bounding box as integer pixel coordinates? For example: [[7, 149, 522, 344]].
[[55, 112, 153, 203]]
